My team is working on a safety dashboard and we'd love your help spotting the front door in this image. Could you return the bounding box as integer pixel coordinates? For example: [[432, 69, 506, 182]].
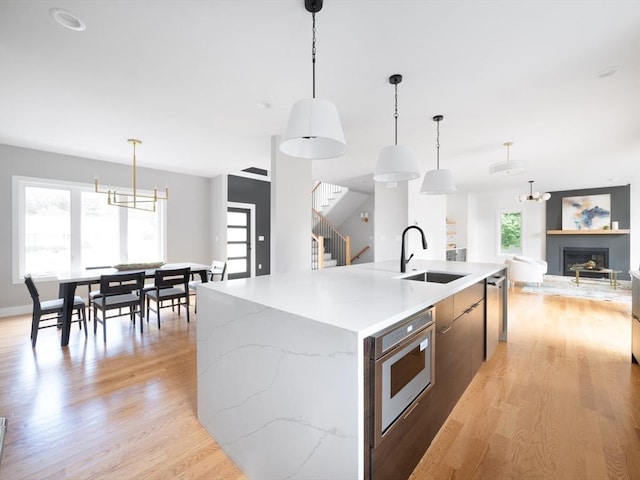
[[227, 207, 251, 279]]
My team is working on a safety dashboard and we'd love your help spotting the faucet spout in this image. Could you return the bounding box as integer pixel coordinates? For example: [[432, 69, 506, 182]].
[[400, 225, 428, 273]]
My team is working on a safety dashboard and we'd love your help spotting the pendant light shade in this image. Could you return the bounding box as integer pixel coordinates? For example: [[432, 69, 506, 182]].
[[420, 168, 456, 195], [490, 141, 525, 176], [374, 74, 420, 182], [420, 115, 456, 195], [279, 0, 346, 159], [375, 145, 420, 182], [280, 98, 346, 159]]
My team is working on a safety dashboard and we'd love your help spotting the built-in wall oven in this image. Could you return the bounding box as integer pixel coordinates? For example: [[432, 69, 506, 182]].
[[371, 306, 435, 447]]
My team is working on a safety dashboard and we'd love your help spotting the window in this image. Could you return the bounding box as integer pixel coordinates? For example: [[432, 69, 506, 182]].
[[498, 210, 523, 255], [14, 176, 166, 280]]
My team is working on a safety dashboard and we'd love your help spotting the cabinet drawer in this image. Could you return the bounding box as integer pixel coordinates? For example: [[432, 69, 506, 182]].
[[454, 281, 485, 319]]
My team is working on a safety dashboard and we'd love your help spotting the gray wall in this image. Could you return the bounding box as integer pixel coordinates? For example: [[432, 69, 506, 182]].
[[0, 144, 211, 315], [228, 174, 271, 276], [545, 184, 631, 280]]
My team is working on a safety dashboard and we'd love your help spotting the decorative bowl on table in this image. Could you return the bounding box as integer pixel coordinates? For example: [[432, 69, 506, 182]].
[[113, 262, 165, 271]]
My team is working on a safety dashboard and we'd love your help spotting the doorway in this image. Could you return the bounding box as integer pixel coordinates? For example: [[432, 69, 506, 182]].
[[227, 206, 253, 279]]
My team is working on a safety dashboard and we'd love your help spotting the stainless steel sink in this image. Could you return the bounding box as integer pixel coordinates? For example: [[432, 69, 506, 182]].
[[402, 271, 468, 284]]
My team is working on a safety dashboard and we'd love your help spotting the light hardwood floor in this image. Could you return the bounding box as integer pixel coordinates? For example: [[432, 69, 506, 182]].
[[0, 288, 638, 479]]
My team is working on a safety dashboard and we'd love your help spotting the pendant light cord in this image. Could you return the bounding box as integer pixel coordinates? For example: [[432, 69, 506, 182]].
[[436, 118, 441, 169], [311, 12, 316, 99], [394, 83, 398, 145]]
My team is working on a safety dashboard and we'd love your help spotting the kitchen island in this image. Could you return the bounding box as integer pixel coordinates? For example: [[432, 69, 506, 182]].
[[196, 260, 506, 479]]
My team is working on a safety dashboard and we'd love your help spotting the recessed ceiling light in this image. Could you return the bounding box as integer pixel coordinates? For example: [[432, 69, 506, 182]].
[[50, 8, 86, 31], [596, 66, 619, 78]]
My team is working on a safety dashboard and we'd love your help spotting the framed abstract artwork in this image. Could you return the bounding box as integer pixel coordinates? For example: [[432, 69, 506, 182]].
[[561, 194, 611, 230]]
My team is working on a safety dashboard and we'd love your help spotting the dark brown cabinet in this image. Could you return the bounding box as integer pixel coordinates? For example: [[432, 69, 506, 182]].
[[430, 282, 486, 443], [366, 279, 490, 480]]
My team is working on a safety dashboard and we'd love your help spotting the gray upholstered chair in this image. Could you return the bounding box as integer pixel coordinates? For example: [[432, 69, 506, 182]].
[[93, 271, 146, 342], [24, 274, 87, 347], [145, 267, 191, 328]]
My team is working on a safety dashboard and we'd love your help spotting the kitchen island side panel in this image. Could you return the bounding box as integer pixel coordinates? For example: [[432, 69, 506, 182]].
[[197, 287, 360, 479]]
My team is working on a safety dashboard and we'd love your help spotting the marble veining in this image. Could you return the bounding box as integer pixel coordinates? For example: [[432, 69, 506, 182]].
[[197, 260, 505, 479]]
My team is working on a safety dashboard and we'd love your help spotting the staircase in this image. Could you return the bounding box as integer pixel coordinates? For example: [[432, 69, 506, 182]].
[[311, 182, 352, 270], [311, 239, 338, 268]]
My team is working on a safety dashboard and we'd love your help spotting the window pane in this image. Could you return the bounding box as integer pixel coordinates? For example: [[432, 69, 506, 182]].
[[128, 207, 162, 263], [81, 192, 119, 268], [227, 243, 247, 258], [24, 187, 70, 275], [227, 227, 247, 242], [227, 211, 247, 226], [226, 258, 247, 274], [500, 212, 522, 255]]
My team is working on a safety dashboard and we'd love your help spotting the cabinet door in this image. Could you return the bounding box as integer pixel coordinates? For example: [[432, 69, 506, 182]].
[[469, 299, 486, 375], [371, 390, 433, 480]]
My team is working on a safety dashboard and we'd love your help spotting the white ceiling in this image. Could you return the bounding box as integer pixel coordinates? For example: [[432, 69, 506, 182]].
[[1, 0, 638, 195]]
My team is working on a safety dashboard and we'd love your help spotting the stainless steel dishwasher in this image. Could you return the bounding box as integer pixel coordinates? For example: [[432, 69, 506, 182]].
[[486, 273, 507, 359]]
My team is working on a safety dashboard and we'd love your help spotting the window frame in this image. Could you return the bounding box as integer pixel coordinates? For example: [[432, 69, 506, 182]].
[[12, 175, 167, 283], [496, 208, 524, 256]]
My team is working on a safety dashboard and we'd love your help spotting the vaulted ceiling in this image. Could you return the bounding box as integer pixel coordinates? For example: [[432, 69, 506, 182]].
[[1, 0, 638, 194]]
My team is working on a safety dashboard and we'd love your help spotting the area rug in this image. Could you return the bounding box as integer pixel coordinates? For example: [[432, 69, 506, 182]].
[[521, 274, 631, 303]]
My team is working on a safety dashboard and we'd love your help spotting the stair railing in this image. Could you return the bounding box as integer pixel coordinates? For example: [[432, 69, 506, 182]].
[[351, 245, 370, 263], [312, 181, 343, 213], [312, 208, 351, 269], [311, 233, 324, 270]]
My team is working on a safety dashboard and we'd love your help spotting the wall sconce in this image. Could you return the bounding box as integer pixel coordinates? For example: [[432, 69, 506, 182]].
[[360, 212, 369, 223]]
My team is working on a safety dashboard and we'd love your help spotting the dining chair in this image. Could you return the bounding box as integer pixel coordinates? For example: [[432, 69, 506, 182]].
[[24, 274, 87, 347], [93, 271, 146, 342], [188, 260, 226, 312], [145, 267, 191, 328]]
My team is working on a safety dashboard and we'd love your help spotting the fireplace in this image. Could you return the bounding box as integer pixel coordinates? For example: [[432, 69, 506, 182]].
[[563, 247, 609, 277]]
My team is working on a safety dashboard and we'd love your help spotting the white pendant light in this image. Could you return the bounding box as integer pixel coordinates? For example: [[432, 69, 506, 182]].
[[420, 115, 456, 194], [279, 0, 346, 159], [490, 141, 525, 176], [373, 74, 420, 182], [517, 180, 551, 203]]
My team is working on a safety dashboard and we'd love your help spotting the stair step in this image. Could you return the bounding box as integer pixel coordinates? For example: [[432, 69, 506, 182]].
[[323, 259, 338, 268]]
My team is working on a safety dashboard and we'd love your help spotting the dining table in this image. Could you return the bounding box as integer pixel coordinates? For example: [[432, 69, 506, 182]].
[[57, 262, 211, 347]]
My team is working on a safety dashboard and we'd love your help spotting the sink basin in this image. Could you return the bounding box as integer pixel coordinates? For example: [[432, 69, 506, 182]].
[[402, 271, 468, 284]]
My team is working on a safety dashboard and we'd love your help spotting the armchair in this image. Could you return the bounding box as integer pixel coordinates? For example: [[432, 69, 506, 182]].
[[504, 255, 548, 287]]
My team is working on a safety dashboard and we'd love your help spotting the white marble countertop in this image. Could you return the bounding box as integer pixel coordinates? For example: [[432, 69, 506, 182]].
[[631, 270, 640, 281], [201, 260, 505, 338]]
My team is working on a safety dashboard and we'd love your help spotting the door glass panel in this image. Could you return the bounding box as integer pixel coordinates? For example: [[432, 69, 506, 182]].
[[24, 186, 71, 275], [227, 243, 247, 258], [227, 211, 247, 226], [227, 228, 247, 242], [226, 258, 247, 274]]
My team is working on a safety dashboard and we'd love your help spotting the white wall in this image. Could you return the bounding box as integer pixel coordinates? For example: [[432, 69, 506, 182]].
[[408, 180, 447, 261], [446, 193, 468, 249], [468, 187, 547, 263], [210, 174, 228, 264], [270, 136, 312, 274], [0, 144, 211, 315], [373, 182, 408, 262]]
